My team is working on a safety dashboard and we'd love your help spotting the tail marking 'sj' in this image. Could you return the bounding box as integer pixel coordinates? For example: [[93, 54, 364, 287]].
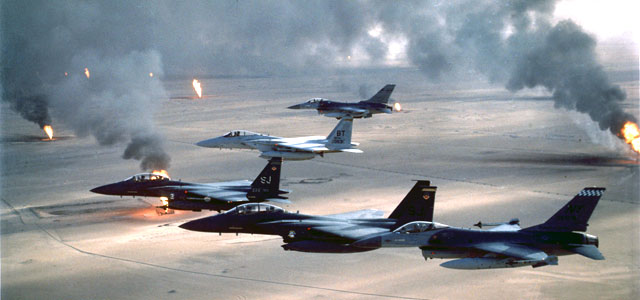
[[247, 158, 284, 200]]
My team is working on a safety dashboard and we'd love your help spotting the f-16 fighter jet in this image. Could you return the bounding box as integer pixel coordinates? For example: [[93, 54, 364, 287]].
[[353, 187, 605, 269], [288, 84, 396, 119], [196, 117, 362, 161], [90, 158, 289, 212], [179, 180, 436, 253]]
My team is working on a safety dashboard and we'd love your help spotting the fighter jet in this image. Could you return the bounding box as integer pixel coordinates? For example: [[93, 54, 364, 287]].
[[352, 187, 606, 269], [288, 84, 396, 119], [90, 158, 289, 212], [179, 180, 437, 253], [196, 117, 362, 161]]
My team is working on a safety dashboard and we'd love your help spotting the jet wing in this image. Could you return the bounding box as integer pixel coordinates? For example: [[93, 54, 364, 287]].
[[325, 209, 385, 220], [338, 107, 368, 114], [488, 223, 521, 232], [310, 224, 389, 241], [473, 242, 549, 262], [186, 188, 249, 202], [278, 142, 329, 152], [202, 180, 251, 186], [249, 138, 329, 153]]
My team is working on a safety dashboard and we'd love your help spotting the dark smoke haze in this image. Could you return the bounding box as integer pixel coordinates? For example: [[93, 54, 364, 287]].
[[2, 0, 637, 166]]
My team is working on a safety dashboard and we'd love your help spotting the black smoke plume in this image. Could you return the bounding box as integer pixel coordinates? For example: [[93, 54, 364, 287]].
[[2, 0, 635, 160]]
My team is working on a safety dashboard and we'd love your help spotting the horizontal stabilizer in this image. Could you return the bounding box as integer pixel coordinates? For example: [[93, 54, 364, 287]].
[[568, 245, 604, 260], [339, 148, 363, 153]]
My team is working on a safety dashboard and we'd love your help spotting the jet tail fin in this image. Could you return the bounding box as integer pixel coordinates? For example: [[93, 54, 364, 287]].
[[363, 84, 395, 104], [389, 180, 436, 224], [525, 187, 605, 232], [326, 117, 355, 149], [247, 158, 287, 201]]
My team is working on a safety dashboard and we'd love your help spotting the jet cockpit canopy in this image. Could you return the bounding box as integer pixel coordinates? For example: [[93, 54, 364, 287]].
[[225, 203, 284, 215], [393, 221, 448, 234], [125, 172, 171, 182], [223, 130, 259, 137], [307, 98, 327, 103]]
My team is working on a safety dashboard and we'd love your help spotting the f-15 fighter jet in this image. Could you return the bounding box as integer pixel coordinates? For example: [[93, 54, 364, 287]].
[[179, 180, 436, 253], [288, 84, 396, 119], [353, 186, 606, 269], [90, 158, 289, 212], [196, 117, 362, 161]]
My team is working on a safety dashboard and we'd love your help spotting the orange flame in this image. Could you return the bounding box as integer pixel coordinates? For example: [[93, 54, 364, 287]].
[[43, 125, 54, 140], [394, 102, 402, 112], [84, 68, 90, 79], [621, 121, 640, 153], [192, 79, 202, 98], [151, 169, 169, 177], [159, 196, 169, 207]]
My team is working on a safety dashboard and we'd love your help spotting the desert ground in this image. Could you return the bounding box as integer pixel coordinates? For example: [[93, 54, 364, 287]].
[[2, 63, 638, 299]]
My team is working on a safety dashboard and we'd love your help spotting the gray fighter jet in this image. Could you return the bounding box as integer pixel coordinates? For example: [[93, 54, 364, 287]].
[[353, 186, 606, 269], [288, 84, 396, 119], [91, 158, 289, 212], [196, 117, 362, 161], [179, 180, 437, 253]]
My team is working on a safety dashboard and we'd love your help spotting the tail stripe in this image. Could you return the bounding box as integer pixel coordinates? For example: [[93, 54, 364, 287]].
[[578, 189, 604, 197]]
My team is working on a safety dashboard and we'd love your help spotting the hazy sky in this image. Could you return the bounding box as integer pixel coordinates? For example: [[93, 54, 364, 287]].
[[1, 0, 637, 170]]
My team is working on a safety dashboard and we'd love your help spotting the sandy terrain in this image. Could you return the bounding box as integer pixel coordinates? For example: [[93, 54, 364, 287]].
[[2, 66, 638, 299]]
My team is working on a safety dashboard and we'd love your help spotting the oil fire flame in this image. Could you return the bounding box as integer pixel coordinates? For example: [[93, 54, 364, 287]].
[[151, 169, 170, 177], [159, 196, 169, 207], [620, 121, 640, 153], [192, 79, 202, 98], [43, 125, 54, 140], [394, 102, 402, 112], [84, 68, 90, 79], [149, 72, 154, 77]]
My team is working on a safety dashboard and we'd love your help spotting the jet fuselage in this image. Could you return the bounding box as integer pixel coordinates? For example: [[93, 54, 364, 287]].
[[356, 226, 596, 258]]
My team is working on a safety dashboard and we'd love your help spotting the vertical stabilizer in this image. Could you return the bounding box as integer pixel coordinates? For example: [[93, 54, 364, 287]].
[[525, 187, 605, 232], [247, 157, 283, 200], [326, 117, 354, 149], [389, 180, 436, 224], [364, 84, 395, 103]]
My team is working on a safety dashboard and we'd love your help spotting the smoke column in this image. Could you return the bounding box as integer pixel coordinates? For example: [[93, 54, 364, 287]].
[[381, 0, 636, 139], [1, 1, 170, 170], [2, 0, 636, 160]]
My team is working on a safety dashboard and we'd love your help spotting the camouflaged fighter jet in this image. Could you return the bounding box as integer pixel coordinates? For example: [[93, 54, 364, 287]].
[[352, 186, 606, 269], [90, 158, 289, 212], [179, 180, 437, 253], [195, 117, 362, 161], [288, 84, 396, 119]]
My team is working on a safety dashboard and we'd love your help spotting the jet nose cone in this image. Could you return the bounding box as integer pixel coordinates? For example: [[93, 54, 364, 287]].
[[90, 183, 117, 195], [196, 137, 222, 148], [287, 104, 302, 109], [352, 235, 382, 249], [179, 217, 219, 232]]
